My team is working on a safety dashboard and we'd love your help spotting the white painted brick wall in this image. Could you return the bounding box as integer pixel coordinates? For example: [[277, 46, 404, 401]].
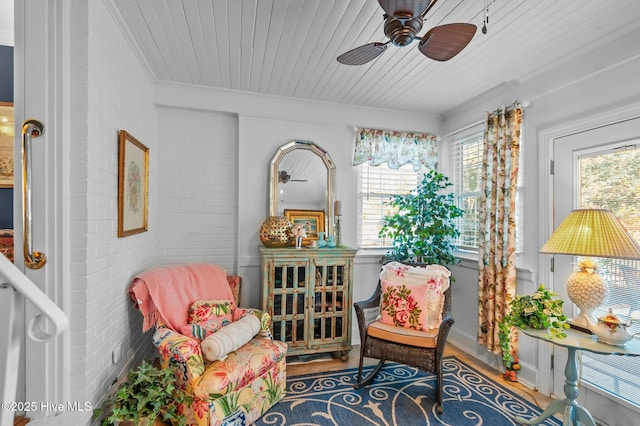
[[69, 1, 157, 408], [156, 107, 238, 272]]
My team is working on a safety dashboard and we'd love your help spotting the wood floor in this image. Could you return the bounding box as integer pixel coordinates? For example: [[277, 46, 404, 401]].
[[12, 418, 29, 426], [288, 343, 554, 412]]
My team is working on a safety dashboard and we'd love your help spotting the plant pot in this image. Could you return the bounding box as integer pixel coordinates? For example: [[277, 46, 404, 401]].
[[526, 317, 550, 330]]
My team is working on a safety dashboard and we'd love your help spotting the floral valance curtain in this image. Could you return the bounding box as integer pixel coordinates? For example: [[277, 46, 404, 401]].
[[477, 102, 522, 375], [352, 127, 439, 171]]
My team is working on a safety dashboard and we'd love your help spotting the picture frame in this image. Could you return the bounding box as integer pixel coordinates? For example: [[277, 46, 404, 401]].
[[0, 102, 14, 188], [118, 130, 149, 237], [284, 209, 325, 244]]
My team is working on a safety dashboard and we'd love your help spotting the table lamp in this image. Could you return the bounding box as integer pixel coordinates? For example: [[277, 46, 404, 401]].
[[540, 209, 640, 329]]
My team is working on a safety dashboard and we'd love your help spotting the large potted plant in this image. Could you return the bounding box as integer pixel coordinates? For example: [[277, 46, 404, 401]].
[[93, 360, 188, 426], [379, 170, 464, 265], [498, 285, 569, 381]]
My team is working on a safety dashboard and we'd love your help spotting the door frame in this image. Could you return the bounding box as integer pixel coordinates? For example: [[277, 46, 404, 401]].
[[14, 0, 70, 417], [538, 102, 640, 396]]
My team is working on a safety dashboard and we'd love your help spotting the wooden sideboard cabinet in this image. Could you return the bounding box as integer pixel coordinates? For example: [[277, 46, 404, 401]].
[[259, 246, 357, 359]]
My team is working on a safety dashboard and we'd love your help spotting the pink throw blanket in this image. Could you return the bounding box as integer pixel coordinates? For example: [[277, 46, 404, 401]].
[[129, 263, 234, 332]]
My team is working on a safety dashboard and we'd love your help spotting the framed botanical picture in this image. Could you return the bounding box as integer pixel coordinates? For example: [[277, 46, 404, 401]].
[[284, 209, 325, 244], [0, 102, 14, 188], [118, 130, 149, 237]]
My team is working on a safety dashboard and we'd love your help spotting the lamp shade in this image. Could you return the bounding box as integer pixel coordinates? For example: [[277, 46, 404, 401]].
[[540, 209, 640, 259]]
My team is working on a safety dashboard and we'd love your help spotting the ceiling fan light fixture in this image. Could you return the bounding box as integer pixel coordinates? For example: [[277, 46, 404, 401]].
[[377, 0, 432, 18]]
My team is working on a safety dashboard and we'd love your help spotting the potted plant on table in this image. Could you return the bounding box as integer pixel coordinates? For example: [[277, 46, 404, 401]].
[[498, 285, 569, 381], [93, 360, 187, 426], [378, 170, 464, 266]]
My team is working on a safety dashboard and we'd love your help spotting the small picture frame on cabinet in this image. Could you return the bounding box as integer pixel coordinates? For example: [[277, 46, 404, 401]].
[[284, 209, 325, 244]]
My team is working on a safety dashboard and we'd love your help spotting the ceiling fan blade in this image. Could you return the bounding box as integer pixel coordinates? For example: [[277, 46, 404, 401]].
[[377, 0, 432, 18], [418, 23, 477, 61], [337, 42, 389, 65]]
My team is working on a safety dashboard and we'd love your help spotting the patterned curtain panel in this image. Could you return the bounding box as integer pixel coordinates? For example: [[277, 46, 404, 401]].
[[477, 103, 522, 357], [352, 128, 438, 171]]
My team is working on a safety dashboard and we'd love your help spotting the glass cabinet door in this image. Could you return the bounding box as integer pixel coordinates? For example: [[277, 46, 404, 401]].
[[271, 263, 309, 348], [312, 260, 348, 343]]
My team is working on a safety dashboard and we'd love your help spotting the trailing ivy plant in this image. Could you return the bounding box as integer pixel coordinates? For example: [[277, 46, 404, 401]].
[[498, 285, 569, 381], [93, 360, 188, 426], [379, 170, 464, 265]]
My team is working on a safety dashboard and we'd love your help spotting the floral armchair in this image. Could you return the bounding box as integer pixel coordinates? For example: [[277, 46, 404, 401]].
[[130, 263, 287, 426]]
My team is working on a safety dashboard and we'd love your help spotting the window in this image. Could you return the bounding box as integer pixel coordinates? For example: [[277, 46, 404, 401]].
[[450, 129, 524, 253], [357, 163, 421, 248], [450, 132, 483, 251]]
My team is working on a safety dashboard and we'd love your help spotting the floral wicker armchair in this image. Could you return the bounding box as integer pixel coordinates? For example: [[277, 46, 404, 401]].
[[130, 263, 287, 426], [353, 262, 454, 414]]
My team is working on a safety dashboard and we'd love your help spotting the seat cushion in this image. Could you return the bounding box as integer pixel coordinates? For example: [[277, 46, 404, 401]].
[[367, 320, 438, 348], [192, 337, 288, 401]]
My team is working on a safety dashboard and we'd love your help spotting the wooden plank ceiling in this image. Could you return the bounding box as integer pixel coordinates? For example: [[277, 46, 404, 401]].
[[108, 0, 640, 115]]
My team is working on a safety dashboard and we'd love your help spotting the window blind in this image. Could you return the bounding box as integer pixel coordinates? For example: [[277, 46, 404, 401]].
[[357, 163, 421, 248], [450, 132, 483, 250], [449, 127, 524, 253]]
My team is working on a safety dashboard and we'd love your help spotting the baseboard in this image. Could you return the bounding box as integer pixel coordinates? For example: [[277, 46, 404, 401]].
[[27, 411, 92, 425], [448, 328, 539, 391]]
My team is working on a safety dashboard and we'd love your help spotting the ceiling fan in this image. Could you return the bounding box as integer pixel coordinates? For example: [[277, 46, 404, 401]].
[[337, 0, 477, 66], [279, 171, 308, 184]]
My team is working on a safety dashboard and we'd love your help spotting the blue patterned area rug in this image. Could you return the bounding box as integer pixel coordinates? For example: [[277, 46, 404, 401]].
[[256, 356, 561, 426]]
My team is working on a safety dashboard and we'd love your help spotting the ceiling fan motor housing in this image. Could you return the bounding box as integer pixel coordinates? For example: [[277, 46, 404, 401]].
[[384, 14, 423, 47]]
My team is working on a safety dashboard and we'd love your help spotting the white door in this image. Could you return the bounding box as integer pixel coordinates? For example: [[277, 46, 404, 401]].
[[14, 0, 68, 418], [552, 116, 640, 412]]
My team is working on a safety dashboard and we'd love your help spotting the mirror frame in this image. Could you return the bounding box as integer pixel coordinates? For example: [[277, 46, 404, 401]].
[[269, 140, 336, 236]]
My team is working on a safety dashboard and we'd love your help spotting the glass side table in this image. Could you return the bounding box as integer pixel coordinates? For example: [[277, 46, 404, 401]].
[[516, 327, 640, 426]]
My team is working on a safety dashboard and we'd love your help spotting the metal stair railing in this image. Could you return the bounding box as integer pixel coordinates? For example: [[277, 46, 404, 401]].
[[0, 254, 69, 426]]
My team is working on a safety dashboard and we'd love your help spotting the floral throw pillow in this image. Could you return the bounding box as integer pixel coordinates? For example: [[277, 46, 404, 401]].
[[380, 280, 428, 330], [380, 262, 450, 329], [179, 299, 234, 341]]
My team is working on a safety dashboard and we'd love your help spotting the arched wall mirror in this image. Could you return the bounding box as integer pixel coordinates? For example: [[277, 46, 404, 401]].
[[269, 140, 336, 236]]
